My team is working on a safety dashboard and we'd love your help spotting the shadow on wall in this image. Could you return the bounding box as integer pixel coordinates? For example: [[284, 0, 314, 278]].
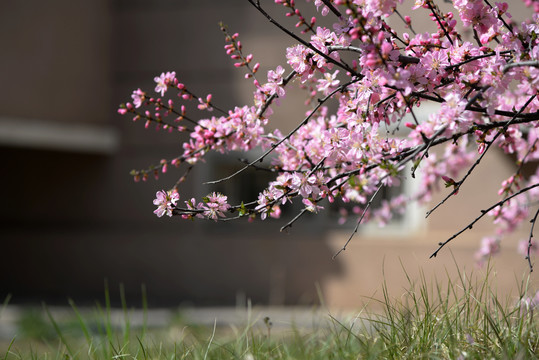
[[1, 147, 343, 307]]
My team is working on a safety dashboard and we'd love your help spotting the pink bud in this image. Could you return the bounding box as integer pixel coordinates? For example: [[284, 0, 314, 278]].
[[381, 41, 393, 56], [118, 108, 128, 115]]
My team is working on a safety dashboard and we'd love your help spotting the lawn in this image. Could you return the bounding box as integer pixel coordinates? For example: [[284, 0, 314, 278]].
[[2, 266, 538, 359]]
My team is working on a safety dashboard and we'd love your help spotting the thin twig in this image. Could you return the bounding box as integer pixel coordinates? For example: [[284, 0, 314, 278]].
[[411, 126, 447, 179], [333, 183, 384, 259], [526, 207, 539, 272], [280, 208, 309, 232], [258, 71, 296, 117], [205, 80, 357, 185], [320, 0, 342, 18], [394, 9, 417, 35], [248, 0, 358, 77], [426, 94, 537, 218], [445, 50, 513, 71], [483, 0, 514, 34], [327, 45, 420, 65], [426, 0, 453, 46], [430, 182, 539, 259], [503, 60, 539, 73]]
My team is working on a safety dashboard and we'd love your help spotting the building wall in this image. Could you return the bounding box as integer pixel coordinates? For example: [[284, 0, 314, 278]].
[[0, 0, 536, 309]]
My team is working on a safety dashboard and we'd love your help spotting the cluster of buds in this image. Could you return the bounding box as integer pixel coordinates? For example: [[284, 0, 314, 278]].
[[275, 0, 317, 34], [221, 23, 260, 80]]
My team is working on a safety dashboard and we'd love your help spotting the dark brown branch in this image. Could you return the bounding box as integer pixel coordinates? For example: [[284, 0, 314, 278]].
[[483, 0, 514, 34], [426, 0, 453, 46], [248, 0, 359, 77], [445, 50, 513, 71], [333, 183, 384, 259], [526, 207, 539, 272], [258, 70, 296, 117], [205, 80, 358, 185], [430, 182, 539, 259], [327, 45, 420, 65], [320, 0, 342, 18], [426, 94, 537, 218], [280, 208, 309, 232], [503, 60, 539, 73]]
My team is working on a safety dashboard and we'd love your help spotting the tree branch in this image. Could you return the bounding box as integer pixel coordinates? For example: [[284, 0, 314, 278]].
[[205, 80, 358, 185], [248, 0, 359, 77], [333, 183, 384, 259], [526, 207, 539, 272], [430, 182, 539, 259]]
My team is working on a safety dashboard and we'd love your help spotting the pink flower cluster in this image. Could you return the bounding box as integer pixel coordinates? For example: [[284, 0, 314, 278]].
[[519, 290, 539, 316], [120, 0, 539, 263], [153, 190, 180, 218], [475, 236, 500, 267]]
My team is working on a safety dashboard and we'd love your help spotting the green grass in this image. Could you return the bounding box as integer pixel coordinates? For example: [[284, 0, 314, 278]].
[[1, 266, 538, 359]]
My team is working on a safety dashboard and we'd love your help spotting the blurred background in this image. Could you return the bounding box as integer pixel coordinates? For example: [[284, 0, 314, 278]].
[[1, 0, 537, 309]]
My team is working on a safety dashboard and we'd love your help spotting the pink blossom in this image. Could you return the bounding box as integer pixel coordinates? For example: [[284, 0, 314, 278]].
[[520, 291, 539, 315], [153, 190, 179, 217], [202, 192, 230, 220], [154, 71, 176, 96], [286, 44, 310, 75], [302, 198, 324, 213], [131, 88, 146, 108], [317, 70, 340, 95], [475, 236, 501, 266], [314, 0, 330, 16]]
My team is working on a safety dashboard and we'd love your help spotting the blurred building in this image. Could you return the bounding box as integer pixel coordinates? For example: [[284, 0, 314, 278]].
[[1, 0, 537, 309]]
